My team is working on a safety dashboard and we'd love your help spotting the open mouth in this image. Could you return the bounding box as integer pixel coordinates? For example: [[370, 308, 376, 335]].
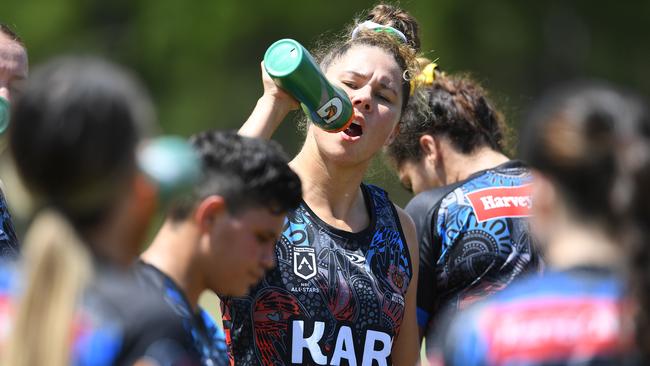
[[343, 122, 363, 137]]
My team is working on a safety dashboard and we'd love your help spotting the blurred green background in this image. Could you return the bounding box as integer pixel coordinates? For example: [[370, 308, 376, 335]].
[[3, 0, 649, 209], [3, 2, 648, 360]]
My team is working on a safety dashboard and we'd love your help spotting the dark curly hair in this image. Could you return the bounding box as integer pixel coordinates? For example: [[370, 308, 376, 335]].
[[387, 72, 507, 166], [168, 130, 302, 220], [0, 23, 24, 46], [312, 3, 420, 115], [364, 3, 421, 51]]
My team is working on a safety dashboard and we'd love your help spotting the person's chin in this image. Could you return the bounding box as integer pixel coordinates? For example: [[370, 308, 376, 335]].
[[227, 281, 257, 297], [229, 288, 248, 297]]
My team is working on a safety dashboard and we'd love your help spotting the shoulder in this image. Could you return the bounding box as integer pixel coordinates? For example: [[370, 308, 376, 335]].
[[405, 185, 454, 214], [85, 270, 197, 364], [405, 175, 472, 219], [393, 205, 419, 263]]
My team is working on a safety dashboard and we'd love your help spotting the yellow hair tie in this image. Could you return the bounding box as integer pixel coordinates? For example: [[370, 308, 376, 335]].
[[410, 62, 437, 95]]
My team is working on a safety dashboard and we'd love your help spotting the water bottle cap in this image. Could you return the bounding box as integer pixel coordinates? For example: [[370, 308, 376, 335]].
[[264, 39, 304, 78]]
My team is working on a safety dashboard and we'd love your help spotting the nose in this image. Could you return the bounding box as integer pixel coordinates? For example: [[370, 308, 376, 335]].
[[350, 85, 372, 112]]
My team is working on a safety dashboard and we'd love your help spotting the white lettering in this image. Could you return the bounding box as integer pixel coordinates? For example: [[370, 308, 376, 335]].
[[480, 195, 532, 210], [361, 330, 392, 366], [331, 326, 356, 366], [299, 257, 314, 271], [492, 306, 619, 349], [494, 197, 505, 208], [480, 195, 496, 210], [292, 320, 327, 365], [290, 320, 392, 365]]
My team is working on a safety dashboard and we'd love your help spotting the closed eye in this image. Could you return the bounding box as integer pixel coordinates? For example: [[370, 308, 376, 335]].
[[255, 231, 278, 245], [376, 93, 391, 103], [342, 81, 358, 89], [400, 180, 413, 194]]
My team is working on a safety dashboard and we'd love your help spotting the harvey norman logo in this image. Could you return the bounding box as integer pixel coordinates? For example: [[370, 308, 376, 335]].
[[466, 184, 533, 223]]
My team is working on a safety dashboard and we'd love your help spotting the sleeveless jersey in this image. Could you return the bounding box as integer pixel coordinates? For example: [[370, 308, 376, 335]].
[[429, 268, 638, 365], [0, 190, 19, 259], [407, 160, 543, 335], [221, 184, 413, 366], [134, 261, 229, 366]]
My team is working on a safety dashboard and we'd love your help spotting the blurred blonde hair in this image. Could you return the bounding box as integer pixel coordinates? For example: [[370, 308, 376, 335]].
[[2, 210, 93, 366]]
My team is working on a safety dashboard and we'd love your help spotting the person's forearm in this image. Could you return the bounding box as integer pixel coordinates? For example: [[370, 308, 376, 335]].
[[238, 95, 293, 140]]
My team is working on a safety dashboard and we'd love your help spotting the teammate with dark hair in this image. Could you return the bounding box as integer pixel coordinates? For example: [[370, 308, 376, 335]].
[[0, 23, 28, 258], [387, 69, 543, 343], [231, 4, 422, 365], [429, 81, 649, 365], [1, 56, 197, 366], [137, 130, 302, 366]]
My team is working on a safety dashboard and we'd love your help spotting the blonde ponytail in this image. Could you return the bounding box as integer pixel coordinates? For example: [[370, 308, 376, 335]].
[[3, 209, 93, 366]]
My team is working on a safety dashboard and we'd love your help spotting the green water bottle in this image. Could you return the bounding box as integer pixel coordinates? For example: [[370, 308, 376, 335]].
[[0, 97, 10, 135], [263, 39, 354, 133], [137, 136, 201, 204]]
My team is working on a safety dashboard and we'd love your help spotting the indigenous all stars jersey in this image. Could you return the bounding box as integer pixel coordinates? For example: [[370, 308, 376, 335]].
[[431, 268, 637, 366], [0, 190, 19, 259], [407, 160, 543, 334], [221, 184, 412, 366]]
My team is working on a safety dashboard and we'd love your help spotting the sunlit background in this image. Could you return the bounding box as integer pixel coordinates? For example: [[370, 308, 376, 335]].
[[3, 1, 648, 361], [4, 0, 649, 211]]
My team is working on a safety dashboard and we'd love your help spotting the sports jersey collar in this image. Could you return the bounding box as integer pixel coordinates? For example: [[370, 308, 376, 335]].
[[298, 183, 377, 244]]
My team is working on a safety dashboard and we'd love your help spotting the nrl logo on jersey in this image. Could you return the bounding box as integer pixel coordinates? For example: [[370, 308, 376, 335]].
[[294, 247, 317, 280]]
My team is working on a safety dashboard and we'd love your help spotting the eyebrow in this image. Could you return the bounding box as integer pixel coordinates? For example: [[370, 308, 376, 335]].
[[256, 230, 279, 240], [344, 70, 398, 95]]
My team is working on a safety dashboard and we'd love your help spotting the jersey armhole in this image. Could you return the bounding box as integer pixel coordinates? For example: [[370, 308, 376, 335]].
[[389, 202, 414, 282]]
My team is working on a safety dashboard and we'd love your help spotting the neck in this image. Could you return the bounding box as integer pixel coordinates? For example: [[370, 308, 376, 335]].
[[141, 220, 205, 311], [291, 141, 370, 232], [545, 221, 623, 271], [441, 145, 509, 185], [87, 205, 140, 269]]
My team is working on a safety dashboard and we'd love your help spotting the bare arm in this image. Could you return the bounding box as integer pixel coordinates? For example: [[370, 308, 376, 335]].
[[238, 62, 299, 140], [391, 206, 420, 366]]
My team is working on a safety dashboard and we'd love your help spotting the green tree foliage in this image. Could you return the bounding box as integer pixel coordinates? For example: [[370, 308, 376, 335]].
[[3, 0, 649, 206]]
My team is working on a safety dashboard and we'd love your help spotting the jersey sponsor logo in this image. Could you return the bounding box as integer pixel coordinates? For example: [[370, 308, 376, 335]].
[[481, 298, 626, 364], [466, 184, 533, 222], [290, 320, 392, 366], [294, 247, 317, 280]]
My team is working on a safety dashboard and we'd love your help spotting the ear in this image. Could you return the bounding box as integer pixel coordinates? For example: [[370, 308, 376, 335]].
[[419, 134, 438, 161], [194, 195, 227, 233]]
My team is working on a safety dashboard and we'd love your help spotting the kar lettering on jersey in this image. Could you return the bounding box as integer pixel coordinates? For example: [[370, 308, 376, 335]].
[[466, 184, 533, 223], [290, 320, 392, 366]]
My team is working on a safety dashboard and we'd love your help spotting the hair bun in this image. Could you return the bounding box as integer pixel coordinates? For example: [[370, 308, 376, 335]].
[[365, 4, 421, 51]]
